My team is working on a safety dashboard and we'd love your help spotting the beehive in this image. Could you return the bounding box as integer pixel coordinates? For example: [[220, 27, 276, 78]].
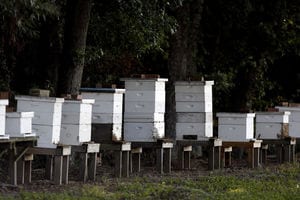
[[16, 96, 64, 148], [255, 111, 290, 139], [217, 113, 255, 142], [81, 88, 125, 142], [276, 106, 300, 138], [122, 78, 168, 142], [60, 99, 94, 145], [175, 81, 214, 140], [0, 100, 9, 138], [6, 112, 35, 137]]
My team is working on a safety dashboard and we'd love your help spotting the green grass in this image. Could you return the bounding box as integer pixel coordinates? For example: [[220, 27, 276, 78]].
[[2, 163, 300, 200]]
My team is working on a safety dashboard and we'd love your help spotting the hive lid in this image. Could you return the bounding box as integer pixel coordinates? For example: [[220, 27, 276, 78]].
[[175, 81, 214, 86], [80, 88, 125, 94], [64, 99, 95, 104], [216, 112, 255, 118], [15, 95, 64, 103], [120, 78, 168, 82], [276, 106, 300, 111], [0, 99, 9, 106], [6, 111, 34, 118], [255, 111, 291, 116]]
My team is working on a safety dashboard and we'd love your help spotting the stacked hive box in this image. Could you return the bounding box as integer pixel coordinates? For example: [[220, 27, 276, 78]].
[[6, 112, 35, 137], [217, 113, 255, 142], [276, 106, 300, 138], [175, 81, 214, 140], [255, 111, 290, 139], [122, 78, 168, 142], [60, 99, 95, 146], [81, 88, 125, 142], [0, 100, 9, 139], [16, 96, 64, 148]]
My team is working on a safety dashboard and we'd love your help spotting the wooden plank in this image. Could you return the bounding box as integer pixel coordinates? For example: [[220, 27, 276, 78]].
[[184, 151, 191, 169], [122, 151, 130, 178], [208, 146, 215, 170], [163, 148, 172, 173], [156, 148, 164, 174], [80, 153, 88, 182], [27, 147, 71, 156], [62, 156, 69, 184], [45, 156, 53, 180], [53, 156, 63, 185], [88, 153, 97, 181], [114, 151, 122, 178], [214, 147, 221, 170], [24, 160, 32, 184], [17, 160, 25, 184]]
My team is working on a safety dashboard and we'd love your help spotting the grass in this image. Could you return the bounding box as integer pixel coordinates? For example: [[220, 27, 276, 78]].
[[1, 163, 300, 200]]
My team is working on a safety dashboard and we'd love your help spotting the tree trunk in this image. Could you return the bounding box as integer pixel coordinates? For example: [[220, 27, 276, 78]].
[[166, 0, 204, 138], [57, 0, 93, 96]]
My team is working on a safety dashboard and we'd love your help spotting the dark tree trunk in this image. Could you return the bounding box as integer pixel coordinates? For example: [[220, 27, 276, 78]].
[[166, 0, 204, 138], [57, 0, 93, 96]]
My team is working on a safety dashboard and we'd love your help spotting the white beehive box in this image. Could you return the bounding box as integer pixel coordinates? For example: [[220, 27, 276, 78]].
[[124, 122, 164, 142], [60, 99, 94, 145], [6, 112, 35, 137], [175, 81, 214, 102], [175, 81, 214, 141], [217, 113, 255, 142], [255, 111, 290, 139], [122, 78, 168, 117], [80, 88, 125, 142], [81, 88, 125, 124], [122, 77, 168, 142], [16, 96, 64, 126], [0, 100, 9, 137], [15, 95, 64, 148], [276, 106, 300, 137], [176, 122, 213, 140]]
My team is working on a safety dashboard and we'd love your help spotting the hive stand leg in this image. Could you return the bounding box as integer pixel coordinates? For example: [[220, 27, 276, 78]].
[[291, 145, 296, 163], [131, 152, 141, 173], [62, 155, 69, 184], [17, 159, 25, 184], [227, 151, 232, 166], [283, 145, 291, 163], [9, 149, 17, 186], [177, 146, 184, 170], [163, 148, 172, 173], [122, 151, 130, 177], [214, 146, 221, 170], [114, 151, 122, 178], [80, 153, 89, 182], [53, 156, 63, 185], [24, 160, 32, 184], [184, 151, 191, 169], [156, 148, 164, 174], [208, 146, 215, 170], [247, 148, 254, 168], [253, 148, 260, 168], [276, 145, 283, 163], [88, 153, 97, 181], [45, 156, 54, 180]]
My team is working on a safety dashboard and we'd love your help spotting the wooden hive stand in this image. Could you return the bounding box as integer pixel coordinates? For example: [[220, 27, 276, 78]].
[[261, 137, 296, 164], [71, 142, 100, 182], [0, 137, 37, 186], [222, 140, 262, 168], [100, 141, 131, 178], [176, 138, 222, 170], [131, 139, 174, 174], [27, 145, 71, 185]]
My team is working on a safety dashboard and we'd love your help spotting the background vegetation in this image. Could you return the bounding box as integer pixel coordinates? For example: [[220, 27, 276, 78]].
[[0, 0, 300, 112]]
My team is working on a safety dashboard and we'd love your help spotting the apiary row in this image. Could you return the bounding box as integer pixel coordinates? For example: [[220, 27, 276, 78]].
[[1, 78, 300, 148]]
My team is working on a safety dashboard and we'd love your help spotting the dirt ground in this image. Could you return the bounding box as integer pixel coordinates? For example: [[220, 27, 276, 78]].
[[0, 146, 297, 196]]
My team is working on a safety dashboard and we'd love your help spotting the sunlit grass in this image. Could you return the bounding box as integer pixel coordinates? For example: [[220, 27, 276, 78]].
[[1, 163, 300, 200]]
